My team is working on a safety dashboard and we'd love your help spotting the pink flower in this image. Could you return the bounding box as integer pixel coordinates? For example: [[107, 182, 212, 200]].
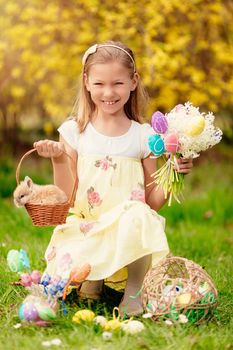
[[80, 222, 94, 233], [130, 189, 145, 203], [100, 159, 110, 171], [87, 189, 102, 207], [58, 253, 72, 271]]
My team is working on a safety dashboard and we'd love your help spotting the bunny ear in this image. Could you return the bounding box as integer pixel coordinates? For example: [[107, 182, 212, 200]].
[[25, 176, 33, 188]]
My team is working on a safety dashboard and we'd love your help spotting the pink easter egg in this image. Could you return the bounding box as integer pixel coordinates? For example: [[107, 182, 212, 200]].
[[174, 104, 184, 112], [21, 273, 32, 287], [31, 270, 41, 284], [151, 111, 168, 134], [164, 133, 180, 153]]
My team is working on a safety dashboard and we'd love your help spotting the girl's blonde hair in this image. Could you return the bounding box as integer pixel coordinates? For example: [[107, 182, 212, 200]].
[[71, 41, 148, 132]]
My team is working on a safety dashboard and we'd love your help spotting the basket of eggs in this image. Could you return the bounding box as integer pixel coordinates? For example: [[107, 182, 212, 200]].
[[141, 256, 218, 324]]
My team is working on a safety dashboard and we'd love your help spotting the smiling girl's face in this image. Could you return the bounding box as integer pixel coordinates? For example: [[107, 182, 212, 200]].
[[85, 61, 138, 118]]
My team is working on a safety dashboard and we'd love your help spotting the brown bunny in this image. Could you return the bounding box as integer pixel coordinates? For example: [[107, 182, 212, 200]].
[[13, 176, 68, 207]]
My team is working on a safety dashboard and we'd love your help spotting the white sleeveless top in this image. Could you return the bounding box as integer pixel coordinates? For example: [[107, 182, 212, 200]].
[[58, 119, 154, 159]]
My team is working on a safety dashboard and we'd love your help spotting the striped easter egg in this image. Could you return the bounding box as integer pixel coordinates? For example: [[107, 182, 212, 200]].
[[164, 133, 180, 153], [148, 134, 165, 156], [151, 111, 168, 134]]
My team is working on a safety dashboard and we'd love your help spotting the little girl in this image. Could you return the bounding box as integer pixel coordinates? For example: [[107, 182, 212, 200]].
[[34, 41, 193, 316]]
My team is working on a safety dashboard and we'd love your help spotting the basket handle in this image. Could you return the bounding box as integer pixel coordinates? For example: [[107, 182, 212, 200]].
[[15, 148, 78, 206]]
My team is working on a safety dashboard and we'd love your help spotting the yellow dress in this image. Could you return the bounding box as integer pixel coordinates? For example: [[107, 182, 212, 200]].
[[44, 121, 169, 291]]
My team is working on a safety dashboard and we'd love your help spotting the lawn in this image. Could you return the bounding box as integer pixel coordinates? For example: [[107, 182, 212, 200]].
[[0, 145, 232, 350]]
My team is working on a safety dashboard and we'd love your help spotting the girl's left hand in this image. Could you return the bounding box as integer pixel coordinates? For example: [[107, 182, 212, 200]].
[[174, 158, 193, 174]]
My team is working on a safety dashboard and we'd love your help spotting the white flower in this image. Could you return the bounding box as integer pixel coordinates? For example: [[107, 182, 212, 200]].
[[13, 323, 22, 329], [161, 102, 222, 158], [102, 331, 112, 341], [42, 341, 51, 347], [178, 314, 188, 324], [50, 338, 62, 345], [142, 312, 153, 318], [165, 319, 173, 326], [41, 338, 62, 347]]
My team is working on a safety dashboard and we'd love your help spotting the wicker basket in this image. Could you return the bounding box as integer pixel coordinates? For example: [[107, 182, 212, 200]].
[[141, 256, 218, 324], [15, 148, 78, 227]]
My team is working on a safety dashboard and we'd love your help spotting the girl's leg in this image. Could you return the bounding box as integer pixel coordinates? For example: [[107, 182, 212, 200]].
[[119, 254, 151, 316], [79, 280, 104, 300]]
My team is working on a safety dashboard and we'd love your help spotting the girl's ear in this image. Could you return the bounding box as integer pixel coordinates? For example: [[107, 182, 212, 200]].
[[84, 73, 90, 92], [131, 72, 139, 91]]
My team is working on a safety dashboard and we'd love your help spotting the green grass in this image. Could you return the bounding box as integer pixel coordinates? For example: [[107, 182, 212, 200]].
[[0, 148, 233, 350]]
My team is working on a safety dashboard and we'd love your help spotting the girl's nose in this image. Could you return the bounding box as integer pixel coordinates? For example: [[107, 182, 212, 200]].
[[103, 86, 114, 98]]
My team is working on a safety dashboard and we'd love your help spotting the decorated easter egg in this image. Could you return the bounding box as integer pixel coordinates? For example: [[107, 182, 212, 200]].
[[18, 249, 30, 270], [93, 315, 108, 327], [20, 273, 32, 287], [164, 133, 180, 153], [148, 134, 165, 156], [176, 293, 192, 306], [30, 270, 41, 284], [23, 302, 39, 321], [18, 303, 25, 321], [151, 111, 168, 134], [7, 250, 23, 272], [104, 319, 122, 331], [173, 104, 185, 112], [121, 320, 145, 334], [72, 309, 95, 324], [36, 302, 57, 321], [186, 115, 205, 136]]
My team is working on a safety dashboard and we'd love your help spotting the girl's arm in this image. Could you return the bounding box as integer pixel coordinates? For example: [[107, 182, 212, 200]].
[[142, 154, 193, 211], [33, 136, 77, 199]]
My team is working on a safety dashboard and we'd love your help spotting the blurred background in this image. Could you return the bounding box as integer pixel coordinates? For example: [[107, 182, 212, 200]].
[[0, 0, 232, 198]]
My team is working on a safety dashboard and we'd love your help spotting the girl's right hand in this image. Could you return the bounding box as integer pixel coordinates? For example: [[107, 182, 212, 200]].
[[33, 140, 65, 158]]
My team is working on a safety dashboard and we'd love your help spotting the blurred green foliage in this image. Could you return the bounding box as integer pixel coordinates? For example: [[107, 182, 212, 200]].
[[0, 153, 53, 198], [0, 0, 232, 145]]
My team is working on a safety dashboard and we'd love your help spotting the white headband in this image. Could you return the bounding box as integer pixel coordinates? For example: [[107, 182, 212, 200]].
[[82, 44, 136, 72]]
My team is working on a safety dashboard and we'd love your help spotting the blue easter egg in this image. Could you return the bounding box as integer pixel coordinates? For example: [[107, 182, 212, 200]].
[[18, 303, 25, 320], [151, 111, 168, 134], [148, 134, 165, 156], [19, 249, 30, 271]]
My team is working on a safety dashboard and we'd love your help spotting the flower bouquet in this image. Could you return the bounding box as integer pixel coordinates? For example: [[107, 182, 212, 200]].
[[148, 102, 222, 205]]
